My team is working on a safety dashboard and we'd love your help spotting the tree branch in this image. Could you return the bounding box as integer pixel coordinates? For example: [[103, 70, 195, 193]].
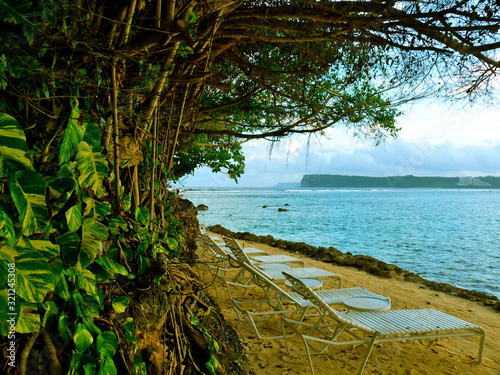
[[140, 41, 180, 141]]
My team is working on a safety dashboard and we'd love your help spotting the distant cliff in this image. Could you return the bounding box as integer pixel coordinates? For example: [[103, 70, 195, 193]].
[[300, 174, 500, 188]]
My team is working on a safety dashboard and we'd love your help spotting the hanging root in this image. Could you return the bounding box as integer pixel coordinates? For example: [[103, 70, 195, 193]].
[[40, 327, 64, 375], [20, 331, 39, 375]]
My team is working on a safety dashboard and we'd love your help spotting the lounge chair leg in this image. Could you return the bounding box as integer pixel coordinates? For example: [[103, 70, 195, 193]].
[[357, 333, 379, 375], [281, 318, 291, 354], [478, 329, 486, 362], [302, 336, 316, 375]]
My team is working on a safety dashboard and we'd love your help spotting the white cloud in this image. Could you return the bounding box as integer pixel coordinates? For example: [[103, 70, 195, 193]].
[[181, 102, 500, 187], [398, 101, 500, 144]]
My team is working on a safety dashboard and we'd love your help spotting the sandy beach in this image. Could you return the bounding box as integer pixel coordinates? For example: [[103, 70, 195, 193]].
[[200, 234, 500, 375]]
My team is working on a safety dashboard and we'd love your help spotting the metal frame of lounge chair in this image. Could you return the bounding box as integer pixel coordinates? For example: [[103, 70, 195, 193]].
[[250, 254, 306, 267], [198, 235, 253, 296], [221, 234, 305, 266], [282, 272, 486, 375], [199, 223, 208, 234], [222, 235, 342, 287], [240, 246, 270, 257], [209, 235, 270, 257], [225, 260, 391, 341]]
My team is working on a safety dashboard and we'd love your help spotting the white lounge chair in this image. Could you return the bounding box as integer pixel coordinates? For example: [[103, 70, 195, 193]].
[[282, 272, 486, 375], [226, 260, 390, 340], [221, 234, 303, 266], [198, 235, 251, 296], [250, 254, 305, 267], [222, 234, 342, 287]]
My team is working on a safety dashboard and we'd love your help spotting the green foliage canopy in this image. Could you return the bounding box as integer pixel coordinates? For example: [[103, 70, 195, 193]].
[[0, 1, 498, 182]]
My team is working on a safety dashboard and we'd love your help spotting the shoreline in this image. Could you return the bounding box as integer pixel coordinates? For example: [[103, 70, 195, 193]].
[[205, 231, 500, 375], [208, 224, 500, 311]]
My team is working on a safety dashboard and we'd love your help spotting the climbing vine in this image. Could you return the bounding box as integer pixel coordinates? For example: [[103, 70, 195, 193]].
[[1, 1, 499, 374]]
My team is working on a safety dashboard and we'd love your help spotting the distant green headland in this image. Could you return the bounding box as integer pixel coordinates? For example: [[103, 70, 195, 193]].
[[300, 174, 500, 188]]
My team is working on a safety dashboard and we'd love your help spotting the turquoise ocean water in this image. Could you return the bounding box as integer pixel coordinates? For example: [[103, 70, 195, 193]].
[[183, 188, 500, 298]]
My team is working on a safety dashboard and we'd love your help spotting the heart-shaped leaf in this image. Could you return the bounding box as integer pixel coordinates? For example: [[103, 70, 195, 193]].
[[73, 322, 93, 352]]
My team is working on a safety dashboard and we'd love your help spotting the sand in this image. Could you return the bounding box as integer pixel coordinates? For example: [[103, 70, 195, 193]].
[[200, 234, 500, 375]]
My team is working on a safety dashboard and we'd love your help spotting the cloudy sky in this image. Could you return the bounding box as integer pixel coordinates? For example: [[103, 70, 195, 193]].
[[180, 99, 500, 188]]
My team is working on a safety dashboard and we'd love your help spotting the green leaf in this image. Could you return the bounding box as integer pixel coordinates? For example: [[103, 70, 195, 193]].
[[57, 231, 81, 267], [15, 252, 54, 303], [0, 242, 17, 289], [137, 255, 148, 276], [47, 163, 79, 216], [82, 120, 101, 148], [59, 101, 84, 165], [82, 316, 102, 336], [0, 205, 15, 247], [164, 238, 178, 250], [109, 216, 128, 234], [188, 10, 197, 25], [48, 162, 78, 200], [8, 64, 24, 79], [123, 192, 131, 213], [133, 354, 147, 375], [122, 317, 137, 352], [95, 257, 128, 276], [50, 257, 65, 290], [135, 206, 149, 226], [8, 170, 49, 236], [80, 218, 108, 268], [66, 204, 82, 231], [54, 274, 70, 301], [84, 218, 108, 239], [15, 235, 30, 249], [0, 113, 31, 176], [95, 201, 111, 217], [84, 363, 95, 375], [0, 240, 17, 261], [80, 294, 100, 318], [73, 322, 93, 352], [68, 352, 83, 375], [96, 331, 118, 358], [111, 296, 130, 314], [77, 141, 108, 198], [71, 289, 84, 318], [76, 355, 98, 375], [41, 301, 58, 330], [16, 301, 40, 333], [28, 239, 60, 260], [77, 270, 97, 299], [206, 356, 218, 375], [0, 1, 31, 25], [98, 357, 117, 375], [58, 311, 72, 345], [84, 197, 111, 219]]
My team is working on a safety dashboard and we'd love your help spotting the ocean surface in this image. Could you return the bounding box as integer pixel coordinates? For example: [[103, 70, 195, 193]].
[[183, 188, 500, 298]]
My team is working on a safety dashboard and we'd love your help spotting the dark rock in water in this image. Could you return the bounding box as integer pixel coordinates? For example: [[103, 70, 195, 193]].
[[275, 239, 287, 249], [262, 235, 275, 244], [196, 204, 209, 211], [284, 203, 289, 206], [263, 205, 268, 208], [362, 262, 380, 275], [242, 232, 258, 242], [278, 208, 288, 212], [379, 270, 397, 279], [209, 224, 232, 236]]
